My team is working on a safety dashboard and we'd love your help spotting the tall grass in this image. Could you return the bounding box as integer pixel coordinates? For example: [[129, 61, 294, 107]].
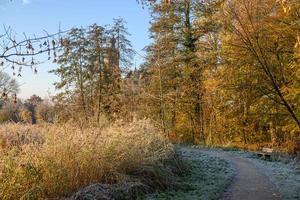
[[0, 119, 173, 199]]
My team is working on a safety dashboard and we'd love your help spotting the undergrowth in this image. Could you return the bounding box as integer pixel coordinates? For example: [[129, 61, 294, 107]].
[[0, 119, 175, 199]]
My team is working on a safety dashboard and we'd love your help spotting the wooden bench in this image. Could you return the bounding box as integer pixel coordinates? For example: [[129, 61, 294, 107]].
[[256, 147, 274, 159]]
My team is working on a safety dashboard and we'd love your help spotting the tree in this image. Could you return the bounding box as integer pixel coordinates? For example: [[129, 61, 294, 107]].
[[36, 98, 55, 123], [51, 28, 90, 119], [141, 0, 213, 143], [0, 71, 19, 99], [24, 94, 43, 124], [139, 1, 189, 138], [220, 0, 300, 130], [51, 21, 134, 122]]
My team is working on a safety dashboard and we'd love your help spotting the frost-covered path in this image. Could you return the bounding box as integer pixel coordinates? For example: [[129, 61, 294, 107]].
[[142, 147, 285, 200], [200, 149, 282, 200]]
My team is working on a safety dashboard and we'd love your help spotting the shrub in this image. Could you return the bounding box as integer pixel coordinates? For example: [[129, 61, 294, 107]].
[[19, 108, 33, 124], [0, 101, 21, 123], [0, 109, 10, 122], [36, 100, 55, 123]]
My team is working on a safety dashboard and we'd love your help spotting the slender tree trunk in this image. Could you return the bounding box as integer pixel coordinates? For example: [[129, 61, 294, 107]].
[[78, 52, 88, 120], [97, 51, 103, 123], [200, 101, 206, 144], [158, 60, 167, 136], [171, 86, 177, 131], [242, 101, 248, 145], [189, 114, 196, 144]]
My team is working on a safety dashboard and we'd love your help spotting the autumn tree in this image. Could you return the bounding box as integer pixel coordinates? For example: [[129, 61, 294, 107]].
[[141, 0, 213, 143], [24, 94, 43, 124]]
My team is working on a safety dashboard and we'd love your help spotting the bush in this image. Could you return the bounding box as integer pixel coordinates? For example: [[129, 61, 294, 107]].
[[0, 101, 21, 123], [0, 119, 174, 199], [0, 110, 10, 122], [36, 100, 55, 123], [19, 108, 32, 123]]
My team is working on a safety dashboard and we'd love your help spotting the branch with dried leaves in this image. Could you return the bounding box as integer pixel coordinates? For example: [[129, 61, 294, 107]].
[[0, 26, 68, 76]]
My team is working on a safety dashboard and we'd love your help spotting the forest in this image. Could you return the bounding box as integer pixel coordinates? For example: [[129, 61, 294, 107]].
[[0, 0, 299, 200]]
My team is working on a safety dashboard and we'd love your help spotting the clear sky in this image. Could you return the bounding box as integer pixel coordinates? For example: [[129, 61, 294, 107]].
[[1, 0, 151, 99]]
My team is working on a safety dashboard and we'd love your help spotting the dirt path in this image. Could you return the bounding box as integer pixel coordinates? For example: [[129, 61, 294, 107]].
[[200, 149, 282, 200]]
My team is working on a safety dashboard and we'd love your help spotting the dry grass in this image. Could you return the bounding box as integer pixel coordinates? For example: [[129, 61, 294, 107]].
[[0, 119, 174, 200]]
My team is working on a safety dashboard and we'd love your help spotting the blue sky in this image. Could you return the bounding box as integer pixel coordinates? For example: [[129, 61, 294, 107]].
[[1, 0, 151, 99]]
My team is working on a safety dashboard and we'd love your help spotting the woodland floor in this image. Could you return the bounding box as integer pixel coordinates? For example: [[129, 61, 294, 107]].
[[140, 147, 235, 200]]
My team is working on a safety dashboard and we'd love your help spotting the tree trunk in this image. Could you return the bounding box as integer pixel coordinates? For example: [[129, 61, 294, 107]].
[[97, 51, 104, 123]]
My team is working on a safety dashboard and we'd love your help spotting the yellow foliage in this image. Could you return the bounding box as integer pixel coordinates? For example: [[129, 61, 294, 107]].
[[19, 109, 32, 124]]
